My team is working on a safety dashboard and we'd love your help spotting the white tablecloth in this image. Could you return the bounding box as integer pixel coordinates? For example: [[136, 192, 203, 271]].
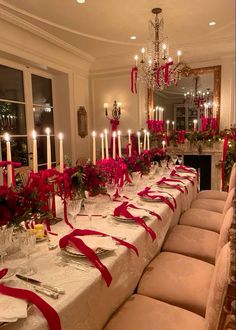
[[2, 170, 197, 330]]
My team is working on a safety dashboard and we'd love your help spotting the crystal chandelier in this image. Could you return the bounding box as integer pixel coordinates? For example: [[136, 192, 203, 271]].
[[130, 8, 190, 93], [184, 75, 213, 116]]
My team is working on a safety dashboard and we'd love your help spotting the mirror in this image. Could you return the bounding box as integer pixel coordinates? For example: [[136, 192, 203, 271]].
[[147, 65, 221, 130]]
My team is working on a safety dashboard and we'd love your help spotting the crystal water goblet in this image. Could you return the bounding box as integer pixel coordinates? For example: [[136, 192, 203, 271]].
[[0, 226, 14, 278], [83, 197, 97, 228], [178, 156, 183, 165], [106, 181, 117, 200], [18, 231, 37, 276], [67, 198, 83, 226]]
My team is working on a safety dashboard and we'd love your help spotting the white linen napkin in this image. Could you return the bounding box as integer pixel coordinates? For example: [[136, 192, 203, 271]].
[[69, 236, 117, 252], [117, 207, 152, 220], [0, 294, 28, 323]]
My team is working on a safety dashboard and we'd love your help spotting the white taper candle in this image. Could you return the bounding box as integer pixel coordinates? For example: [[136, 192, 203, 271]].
[[59, 133, 64, 173], [32, 130, 38, 173], [45, 128, 51, 169]]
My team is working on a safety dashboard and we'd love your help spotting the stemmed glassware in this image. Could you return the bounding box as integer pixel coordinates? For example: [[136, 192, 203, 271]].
[[172, 154, 178, 166], [83, 197, 97, 229], [18, 231, 37, 276], [106, 180, 117, 200], [178, 155, 183, 165], [67, 198, 83, 227], [0, 226, 14, 278]]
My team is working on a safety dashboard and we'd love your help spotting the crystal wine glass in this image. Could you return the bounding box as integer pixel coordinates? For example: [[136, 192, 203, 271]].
[[172, 154, 178, 166], [178, 155, 183, 165], [106, 181, 117, 200], [18, 231, 37, 276], [67, 198, 83, 226], [83, 197, 97, 228], [0, 226, 14, 278]]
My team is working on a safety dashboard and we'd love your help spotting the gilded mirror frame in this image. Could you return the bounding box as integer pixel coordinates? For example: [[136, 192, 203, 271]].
[[147, 65, 221, 124]]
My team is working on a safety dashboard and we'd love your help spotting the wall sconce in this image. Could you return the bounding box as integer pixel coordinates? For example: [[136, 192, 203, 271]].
[[104, 100, 122, 120]]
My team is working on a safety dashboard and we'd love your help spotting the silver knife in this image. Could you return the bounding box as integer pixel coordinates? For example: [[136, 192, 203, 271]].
[[16, 274, 65, 295]]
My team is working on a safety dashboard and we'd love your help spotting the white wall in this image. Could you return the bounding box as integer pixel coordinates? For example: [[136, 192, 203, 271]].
[[0, 18, 92, 163]]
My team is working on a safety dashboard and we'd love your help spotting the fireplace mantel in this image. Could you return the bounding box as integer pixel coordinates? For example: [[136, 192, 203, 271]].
[[167, 142, 223, 190]]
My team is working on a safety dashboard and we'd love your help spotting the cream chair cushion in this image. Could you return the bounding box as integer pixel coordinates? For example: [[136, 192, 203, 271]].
[[162, 225, 219, 264], [104, 294, 205, 330], [205, 242, 231, 330], [137, 252, 214, 316], [179, 208, 223, 233], [197, 190, 228, 201], [190, 198, 225, 213]]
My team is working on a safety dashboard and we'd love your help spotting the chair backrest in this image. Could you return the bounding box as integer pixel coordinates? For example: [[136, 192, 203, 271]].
[[216, 207, 233, 259], [222, 188, 235, 217], [228, 163, 236, 192], [205, 242, 231, 330]]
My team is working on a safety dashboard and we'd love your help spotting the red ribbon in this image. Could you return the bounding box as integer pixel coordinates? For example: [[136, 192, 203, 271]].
[[131, 66, 138, 94], [156, 177, 186, 193], [170, 170, 194, 186], [114, 202, 157, 241], [0, 269, 61, 330], [164, 61, 173, 86], [138, 187, 176, 211], [221, 137, 228, 190], [59, 229, 138, 287]]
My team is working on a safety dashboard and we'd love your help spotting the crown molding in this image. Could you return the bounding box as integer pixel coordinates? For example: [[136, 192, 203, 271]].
[[0, 7, 94, 64]]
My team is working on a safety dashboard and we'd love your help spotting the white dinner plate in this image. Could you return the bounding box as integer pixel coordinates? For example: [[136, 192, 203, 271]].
[[61, 246, 114, 258], [140, 196, 171, 202]]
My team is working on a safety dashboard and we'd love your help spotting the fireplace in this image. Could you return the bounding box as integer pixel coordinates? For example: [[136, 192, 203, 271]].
[[184, 155, 211, 190]]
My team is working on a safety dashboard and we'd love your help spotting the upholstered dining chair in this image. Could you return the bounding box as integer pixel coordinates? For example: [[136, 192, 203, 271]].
[[196, 162, 236, 201], [104, 243, 231, 330], [179, 188, 234, 233], [162, 207, 233, 264]]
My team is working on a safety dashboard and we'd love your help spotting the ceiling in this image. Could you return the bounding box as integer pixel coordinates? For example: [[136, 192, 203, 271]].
[[0, 0, 235, 65]]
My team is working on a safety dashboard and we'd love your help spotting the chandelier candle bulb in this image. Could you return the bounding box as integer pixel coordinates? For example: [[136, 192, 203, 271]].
[[32, 130, 38, 173], [162, 140, 166, 151], [137, 132, 141, 155], [177, 50, 182, 63], [4, 133, 12, 187], [159, 108, 164, 120], [147, 132, 150, 150], [141, 47, 145, 61], [104, 129, 109, 159], [128, 129, 132, 157], [100, 133, 104, 160], [162, 44, 167, 59], [112, 132, 116, 159], [117, 130, 122, 157], [172, 121, 175, 130], [166, 120, 170, 135], [193, 119, 198, 131], [143, 130, 147, 150], [134, 55, 138, 67], [92, 131, 96, 165], [45, 128, 52, 170], [58, 133, 64, 173]]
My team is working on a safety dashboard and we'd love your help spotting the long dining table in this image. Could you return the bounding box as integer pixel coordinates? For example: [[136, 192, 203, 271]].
[[3, 168, 197, 330]]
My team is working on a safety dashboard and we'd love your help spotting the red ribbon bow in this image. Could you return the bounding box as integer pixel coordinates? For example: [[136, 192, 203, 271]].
[[170, 170, 194, 186], [138, 187, 176, 211], [59, 229, 138, 287], [156, 177, 187, 193], [0, 269, 61, 330], [114, 202, 157, 241]]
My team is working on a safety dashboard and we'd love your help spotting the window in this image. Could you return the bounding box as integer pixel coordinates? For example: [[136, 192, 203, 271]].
[[0, 63, 56, 170], [0, 64, 28, 166], [32, 74, 56, 168]]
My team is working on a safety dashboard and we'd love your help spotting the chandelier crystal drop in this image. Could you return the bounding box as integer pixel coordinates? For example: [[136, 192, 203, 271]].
[[130, 8, 190, 93]]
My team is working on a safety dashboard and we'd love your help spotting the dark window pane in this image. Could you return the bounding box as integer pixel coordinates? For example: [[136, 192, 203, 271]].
[[32, 75, 52, 106], [1, 137, 28, 166], [37, 136, 56, 166], [0, 101, 27, 135], [0, 65, 24, 102], [33, 105, 54, 134]]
